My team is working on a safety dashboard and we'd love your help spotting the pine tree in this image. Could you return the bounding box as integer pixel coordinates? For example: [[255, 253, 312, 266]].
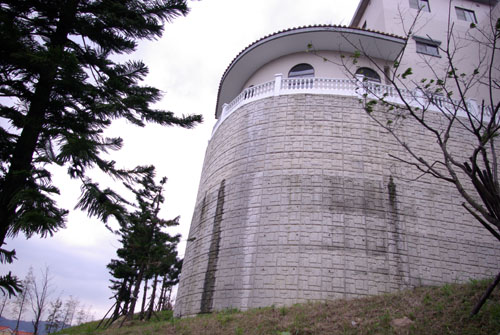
[[157, 257, 182, 311], [0, 0, 202, 293], [106, 259, 134, 323], [145, 232, 180, 319], [104, 168, 181, 325], [123, 174, 179, 321]]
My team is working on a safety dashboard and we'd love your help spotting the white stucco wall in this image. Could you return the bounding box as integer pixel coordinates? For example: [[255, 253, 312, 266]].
[[242, 51, 391, 90], [354, 0, 498, 103], [359, 0, 493, 38]]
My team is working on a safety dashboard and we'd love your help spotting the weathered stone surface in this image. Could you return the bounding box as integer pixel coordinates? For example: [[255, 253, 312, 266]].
[[391, 316, 414, 328], [174, 94, 500, 317]]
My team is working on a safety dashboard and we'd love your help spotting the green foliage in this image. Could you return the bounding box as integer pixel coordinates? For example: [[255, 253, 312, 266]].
[[62, 279, 500, 335], [0, 0, 202, 295], [105, 168, 184, 323], [402, 67, 413, 79], [441, 284, 453, 296], [52, 319, 102, 335], [469, 278, 479, 286], [423, 293, 432, 305], [0, 271, 21, 297], [351, 50, 361, 64], [364, 99, 378, 114], [378, 311, 391, 328]]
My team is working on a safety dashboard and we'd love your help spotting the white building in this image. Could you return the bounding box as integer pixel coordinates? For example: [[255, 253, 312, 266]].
[[174, 0, 500, 317]]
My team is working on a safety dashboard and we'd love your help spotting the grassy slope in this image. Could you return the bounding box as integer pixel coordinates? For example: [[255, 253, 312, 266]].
[[60, 278, 500, 335]]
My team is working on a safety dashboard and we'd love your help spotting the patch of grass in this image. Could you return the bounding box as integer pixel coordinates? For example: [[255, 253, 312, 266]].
[[61, 278, 500, 335], [53, 320, 103, 334], [379, 311, 391, 328], [289, 311, 309, 334], [215, 308, 240, 325], [441, 283, 454, 296]]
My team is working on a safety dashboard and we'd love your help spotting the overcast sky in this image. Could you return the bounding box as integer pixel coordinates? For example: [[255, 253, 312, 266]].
[[5, 0, 359, 322]]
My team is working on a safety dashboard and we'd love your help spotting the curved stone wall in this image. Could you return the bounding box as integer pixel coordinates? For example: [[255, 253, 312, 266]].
[[174, 94, 500, 317]]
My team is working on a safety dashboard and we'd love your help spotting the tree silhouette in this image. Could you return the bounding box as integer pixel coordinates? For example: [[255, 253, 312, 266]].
[[0, 0, 202, 293], [103, 168, 181, 326]]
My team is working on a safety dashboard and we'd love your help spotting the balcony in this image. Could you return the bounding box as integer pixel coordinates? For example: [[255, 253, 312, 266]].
[[211, 74, 483, 138]]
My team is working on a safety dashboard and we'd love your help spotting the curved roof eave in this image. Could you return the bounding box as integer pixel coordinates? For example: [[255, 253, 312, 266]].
[[215, 25, 406, 118]]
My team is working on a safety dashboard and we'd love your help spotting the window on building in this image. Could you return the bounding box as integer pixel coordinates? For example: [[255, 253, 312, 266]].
[[355, 67, 381, 83], [455, 7, 477, 23], [409, 0, 430, 12], [413, 36, 441, 57], [416, 41, 439, 56], [288, 63, 315, 78]]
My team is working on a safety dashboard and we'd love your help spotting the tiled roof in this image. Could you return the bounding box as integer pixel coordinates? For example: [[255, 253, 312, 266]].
[[214, 24, 405, 117], [220, 24, 402, 82]]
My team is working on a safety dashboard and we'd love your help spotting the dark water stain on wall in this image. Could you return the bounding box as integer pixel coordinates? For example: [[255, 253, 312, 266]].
[[200, 180, 226, 313], [387, 175, 408, 288]]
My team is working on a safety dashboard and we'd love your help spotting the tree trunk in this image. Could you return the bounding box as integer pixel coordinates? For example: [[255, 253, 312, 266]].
[[126, 265, 146, 321], [122, 279, 131, 316], [33, 314, 41, 335], [166, 287, 172, 310], [0, 71, 54, 245], [0, 0, 79, 246], [14, 291, 27, 332], [471, 270, 500, 315], [110, 298, 121, 323], [157, 276, 166, 311], [146, 273, 159, 320], [0, 296, 8, 317], [139, 278, 148, 320]]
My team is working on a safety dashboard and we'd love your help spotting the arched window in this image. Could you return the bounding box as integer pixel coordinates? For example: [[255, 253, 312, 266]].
[[355, 67, 381, 83], [288, 63, 314, 78]]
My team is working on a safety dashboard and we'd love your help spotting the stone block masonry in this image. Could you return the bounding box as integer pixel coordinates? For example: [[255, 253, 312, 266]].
[[174, 94, 500, 317]]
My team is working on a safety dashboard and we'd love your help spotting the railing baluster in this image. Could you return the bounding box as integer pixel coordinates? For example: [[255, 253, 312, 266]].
[[213, 77, 477, 138]]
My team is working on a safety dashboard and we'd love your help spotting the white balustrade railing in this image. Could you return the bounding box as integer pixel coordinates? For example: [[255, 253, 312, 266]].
[[224, 81, 275, 113], [211, 73, 483, 138], [281, 77, 357, 92]]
